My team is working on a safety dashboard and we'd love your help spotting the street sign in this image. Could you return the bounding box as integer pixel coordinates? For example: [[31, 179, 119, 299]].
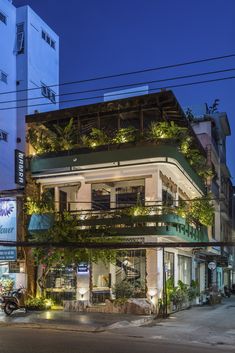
[[208, 261, 216, 270]]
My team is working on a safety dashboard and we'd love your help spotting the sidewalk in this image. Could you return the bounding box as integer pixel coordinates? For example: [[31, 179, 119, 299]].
[[108, 296, 235, 347], [0, 309, 152, 332]]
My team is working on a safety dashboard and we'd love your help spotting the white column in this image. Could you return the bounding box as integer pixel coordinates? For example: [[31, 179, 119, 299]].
[[76, 182, 91, 210], [146, 249, 158, 305]]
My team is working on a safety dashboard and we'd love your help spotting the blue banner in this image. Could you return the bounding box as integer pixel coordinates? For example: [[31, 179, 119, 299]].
[[0, 198, 17, 261]]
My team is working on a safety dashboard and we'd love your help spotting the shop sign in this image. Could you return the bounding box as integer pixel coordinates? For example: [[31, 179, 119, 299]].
[[15, 149, 25, 186], [0, 198, 17, 261], [9, 261, 21, 273], [77, 263, 89, 274], [208, 261, 216, 270]]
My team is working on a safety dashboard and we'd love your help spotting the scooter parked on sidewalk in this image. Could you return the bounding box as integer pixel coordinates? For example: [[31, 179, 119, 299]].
[[0, 287, 27, 316]]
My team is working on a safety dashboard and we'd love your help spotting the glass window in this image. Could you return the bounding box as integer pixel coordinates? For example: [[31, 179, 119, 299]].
[[165, 251, 174, 282], [115, 250, 146, 298], [92, 183, 111, 210], [115, 179, 145, 207], [178, 255, 192, 285]]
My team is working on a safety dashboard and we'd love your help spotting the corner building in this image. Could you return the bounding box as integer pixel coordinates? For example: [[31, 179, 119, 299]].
[[26, 91, 213, 309]]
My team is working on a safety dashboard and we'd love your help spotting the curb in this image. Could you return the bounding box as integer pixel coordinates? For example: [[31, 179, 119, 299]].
[[0, 316, 154, 332], [0, 322, 104, 333]]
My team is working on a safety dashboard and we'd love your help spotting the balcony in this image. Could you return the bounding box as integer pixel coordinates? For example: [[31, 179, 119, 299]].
[[29, 143, 206, 193], [28, 206, 209, 243]]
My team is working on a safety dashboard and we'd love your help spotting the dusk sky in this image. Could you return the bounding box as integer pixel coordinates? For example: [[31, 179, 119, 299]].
[[15, 0, 235, 179]]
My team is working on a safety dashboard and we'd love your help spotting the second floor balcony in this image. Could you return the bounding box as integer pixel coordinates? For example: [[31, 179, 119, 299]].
[[28, 203, 209, 243]]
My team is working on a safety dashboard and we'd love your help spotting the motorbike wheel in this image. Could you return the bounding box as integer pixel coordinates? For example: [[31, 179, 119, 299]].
[[4, 302, 17, 316]]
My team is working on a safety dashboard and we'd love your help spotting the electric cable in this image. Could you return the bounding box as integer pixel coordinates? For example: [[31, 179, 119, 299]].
[[0, 75, 234, 111], [0, 53, 234, 96], [0, 67, 234, 105]]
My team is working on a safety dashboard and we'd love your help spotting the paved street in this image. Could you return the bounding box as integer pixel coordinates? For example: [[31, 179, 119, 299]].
[[0, 296, 235, 352], [0, 328, 233, 353]]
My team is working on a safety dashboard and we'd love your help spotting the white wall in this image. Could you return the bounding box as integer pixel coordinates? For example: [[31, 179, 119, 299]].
[[0, 0, 17, 191], [0, 0, 59, 191]]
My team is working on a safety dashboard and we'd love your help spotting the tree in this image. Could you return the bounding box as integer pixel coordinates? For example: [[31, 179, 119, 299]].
[[31, 212, 118, 296]]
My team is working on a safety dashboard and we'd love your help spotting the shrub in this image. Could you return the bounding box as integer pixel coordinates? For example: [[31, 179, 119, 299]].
[[25, 297, 54, 310]]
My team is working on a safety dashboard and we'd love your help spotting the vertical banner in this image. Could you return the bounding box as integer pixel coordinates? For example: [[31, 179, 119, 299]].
[[15, 150, 25, 186], [0, 198, 17, 260]]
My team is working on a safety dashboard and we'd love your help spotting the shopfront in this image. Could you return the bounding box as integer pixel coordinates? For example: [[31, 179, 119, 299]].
[[0, 198, 26, 292]]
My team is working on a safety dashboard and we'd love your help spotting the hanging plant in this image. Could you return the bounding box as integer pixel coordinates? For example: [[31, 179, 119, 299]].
[[113, 126, 138, 144], [81, 128, 110, 148]]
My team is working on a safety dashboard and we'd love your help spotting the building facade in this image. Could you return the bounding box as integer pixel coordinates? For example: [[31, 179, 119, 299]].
[[192, 111, 234, 291], [0, 0, 59, 289], [26, 91, 217, 310]]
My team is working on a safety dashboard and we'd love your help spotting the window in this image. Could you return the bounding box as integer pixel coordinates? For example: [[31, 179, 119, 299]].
[[178, 255, 192, 285], [0, 11, 7, 25], [41, 83, 56, 104], [0, 130, 8, 142], [41, 29, 56, 49], [165, 252, 174, 282], [16, 23, 24, 54], [0, 71, 7, 84]]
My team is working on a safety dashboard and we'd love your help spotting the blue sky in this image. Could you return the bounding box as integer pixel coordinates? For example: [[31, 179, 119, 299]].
[[15, 0, 235, 179]]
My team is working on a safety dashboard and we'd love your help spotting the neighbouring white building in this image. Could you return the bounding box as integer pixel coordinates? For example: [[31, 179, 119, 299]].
[[0, 0, 59, 288], [0, 0, 59, 192]]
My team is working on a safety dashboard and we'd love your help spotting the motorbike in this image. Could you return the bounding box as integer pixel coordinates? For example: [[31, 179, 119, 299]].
[[0, 287, 27, 316]]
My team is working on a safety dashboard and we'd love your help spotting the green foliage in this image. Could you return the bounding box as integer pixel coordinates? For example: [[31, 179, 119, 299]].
[[0, 278, 14, 293], [52, 118, 77, 151], [187, 280, 200, 302], [25, 297, 54, 310], [122, 204, 150, 217], [31, 211, 119, 294], [148, 121, 187, 141], [167, 280, 200, 308], [113, 279, 145, 299], [27, 124, 57, 154], [81, 128, 110, 148], [27, 118, 77, 154], [113, 126, 138, 144], [25, 190, 54, 215], [113, 297, 128, 306], [187, 194, 215, 226]]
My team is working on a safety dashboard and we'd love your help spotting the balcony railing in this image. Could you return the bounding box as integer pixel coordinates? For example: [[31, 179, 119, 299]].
[[28, 204, 209, 243]]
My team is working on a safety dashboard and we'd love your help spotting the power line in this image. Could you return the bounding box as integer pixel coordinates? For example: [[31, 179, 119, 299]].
[[1, 67, 235, 106], [0, 53, 235, 96], [0, 75, 235, 112], [0, 241, 234, 248]]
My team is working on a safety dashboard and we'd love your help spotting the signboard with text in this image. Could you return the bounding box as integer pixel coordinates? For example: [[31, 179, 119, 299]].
[[0, 198, 17, 261], [15, 150, 25, 186]]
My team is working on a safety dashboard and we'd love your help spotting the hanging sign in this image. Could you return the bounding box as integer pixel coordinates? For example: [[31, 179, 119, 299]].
[[15, 150, 25, 186], [208, 261, 216, 270], [77, 263, 89, 273]]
